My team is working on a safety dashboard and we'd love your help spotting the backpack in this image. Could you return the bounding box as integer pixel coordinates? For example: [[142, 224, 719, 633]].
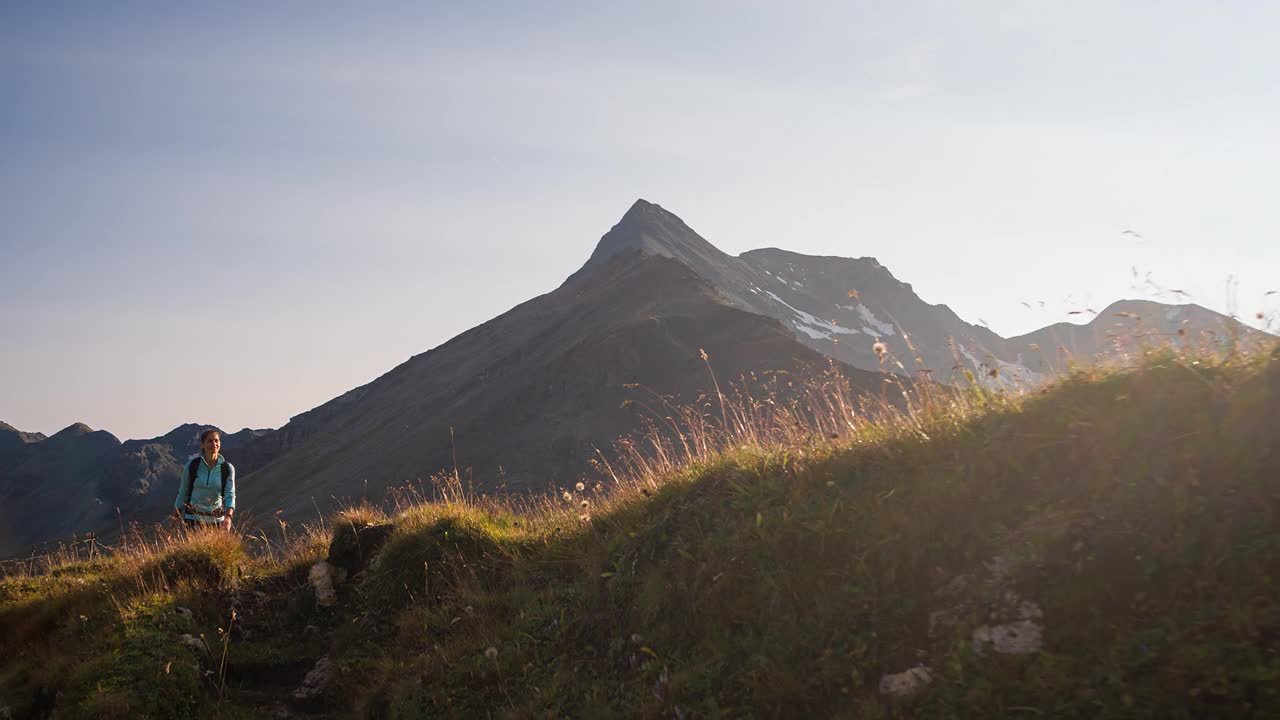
[[185, 457, 231, 508]]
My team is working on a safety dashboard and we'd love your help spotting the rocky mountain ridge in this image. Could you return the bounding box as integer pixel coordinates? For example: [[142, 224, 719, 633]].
[[603, 201, 1257, 389]]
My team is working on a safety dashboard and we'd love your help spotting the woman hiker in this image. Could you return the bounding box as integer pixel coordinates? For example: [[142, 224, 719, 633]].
[[174, 428, 237, 530]]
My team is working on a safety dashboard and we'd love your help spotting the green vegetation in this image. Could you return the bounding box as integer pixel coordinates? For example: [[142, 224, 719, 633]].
[[2, 343, 1278, 718]]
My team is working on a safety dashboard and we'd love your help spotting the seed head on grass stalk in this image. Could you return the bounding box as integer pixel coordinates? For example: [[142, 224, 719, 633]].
[[699, 348, 730, 434]]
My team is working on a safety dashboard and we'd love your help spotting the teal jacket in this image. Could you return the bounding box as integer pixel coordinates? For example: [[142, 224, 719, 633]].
[[174, 455, 236, 523]]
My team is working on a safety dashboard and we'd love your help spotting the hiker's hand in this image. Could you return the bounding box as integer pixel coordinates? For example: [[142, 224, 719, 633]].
[[221, 516, 233, 531]]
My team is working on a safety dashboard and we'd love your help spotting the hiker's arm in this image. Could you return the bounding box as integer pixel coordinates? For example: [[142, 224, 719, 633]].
[[221, 465, 236, 529], [173, 464, 189, 518], [224, 464, 236, 515]]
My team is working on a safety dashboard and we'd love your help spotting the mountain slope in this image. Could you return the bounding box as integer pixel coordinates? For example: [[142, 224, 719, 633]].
[[0, 424, 121, 556]]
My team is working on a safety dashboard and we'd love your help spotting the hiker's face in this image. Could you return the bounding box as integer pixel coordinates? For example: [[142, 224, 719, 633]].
[[203, 434, 221, 458]]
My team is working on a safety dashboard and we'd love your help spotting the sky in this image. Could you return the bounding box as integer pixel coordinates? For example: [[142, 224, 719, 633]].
[[2, 0, 1278, 441]]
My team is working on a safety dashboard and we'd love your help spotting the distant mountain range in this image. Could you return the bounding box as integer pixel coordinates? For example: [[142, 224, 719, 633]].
[[0, 421, 270, 556], [1, 200, 1264, 557]]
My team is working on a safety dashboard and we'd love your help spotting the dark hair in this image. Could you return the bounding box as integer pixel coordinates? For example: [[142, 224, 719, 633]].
[[199, 428, 221, 444]]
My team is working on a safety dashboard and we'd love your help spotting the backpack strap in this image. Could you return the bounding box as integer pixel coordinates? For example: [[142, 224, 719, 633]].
[[220, 462, 231, 504], [184, 458, 201, 509]]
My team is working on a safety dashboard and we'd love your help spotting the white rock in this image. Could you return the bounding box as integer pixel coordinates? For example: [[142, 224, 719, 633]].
[[972, 619, 1043, 654], [309, 561, 337, 607], [879, 666, 933, 697]]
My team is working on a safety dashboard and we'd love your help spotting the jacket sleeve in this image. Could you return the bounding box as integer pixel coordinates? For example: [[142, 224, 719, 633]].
[[224, 463, 236, 511], [174, 460, 190, 511]]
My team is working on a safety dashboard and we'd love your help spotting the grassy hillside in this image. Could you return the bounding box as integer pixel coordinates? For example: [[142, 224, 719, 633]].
[[2, 343, 1278, 719]]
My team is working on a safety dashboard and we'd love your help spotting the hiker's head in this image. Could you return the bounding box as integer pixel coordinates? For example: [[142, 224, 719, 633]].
[[200, 429, 221, 459]]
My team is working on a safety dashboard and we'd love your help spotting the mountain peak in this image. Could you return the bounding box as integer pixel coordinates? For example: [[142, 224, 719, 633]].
[[575, 199, 732, 280], [618, 198, 665, 222], [0, 421, 47, 445], [43, 421, 120, 448], [52, 422, 94, 438]]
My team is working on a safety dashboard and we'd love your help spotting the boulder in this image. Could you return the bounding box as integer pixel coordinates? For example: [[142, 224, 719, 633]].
[[879, 666, 933, 697], [327, 522, 395, 574], [290, 656, 334, 710], [308, 561, 337, 608], [972, 593, 1044, 655]]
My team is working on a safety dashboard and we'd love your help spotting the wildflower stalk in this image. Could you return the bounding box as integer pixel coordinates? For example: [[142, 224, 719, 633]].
[[699, 348, 730, 436]]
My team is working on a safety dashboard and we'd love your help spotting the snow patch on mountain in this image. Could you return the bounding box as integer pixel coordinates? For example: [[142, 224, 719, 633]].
[[795, 325, 834, 340], [762, 290, 861, 341], [856, 305, 897, 337], [957, 344, 1044, 390], [995, 357, 1044, 388]]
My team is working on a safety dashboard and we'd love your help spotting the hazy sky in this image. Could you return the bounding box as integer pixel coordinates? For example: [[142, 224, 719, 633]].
[[3, 1, 1278, 440]]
